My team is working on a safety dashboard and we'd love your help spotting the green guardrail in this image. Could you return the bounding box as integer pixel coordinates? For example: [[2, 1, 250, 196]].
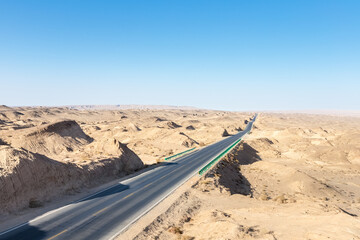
[[164, 147, 196, 161], [198, 138, 242, 175], [198, 115, 257, 176]]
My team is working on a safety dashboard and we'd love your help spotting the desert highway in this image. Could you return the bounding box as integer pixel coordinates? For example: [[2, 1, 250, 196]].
[[0, 114, 257, 240]]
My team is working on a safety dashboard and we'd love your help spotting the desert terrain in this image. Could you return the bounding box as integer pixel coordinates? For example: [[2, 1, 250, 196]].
[[0, 105, 248, 224], [129, 113, 360, 240], [1, 105, 360, 239]]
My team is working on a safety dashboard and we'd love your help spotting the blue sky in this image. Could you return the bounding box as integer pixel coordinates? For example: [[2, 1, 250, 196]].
[[0, 1, 359, 111]]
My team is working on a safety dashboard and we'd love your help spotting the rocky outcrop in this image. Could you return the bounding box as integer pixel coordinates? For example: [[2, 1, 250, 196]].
[[86, 138, 144, 172], [182, 138, 199, 148], [13, 120, 93, 157], [179, 132, 199, 148], [128, 123, 141, 132], [0, 139, 7, 145], [186, 125, 195, 130], [235, 127, 243, 132], [222, 129, 231, 137], [167, 121, 182, 129], [154, 117, 167, 122], [0, 142, 144, 214], [0, 120, 144, 214]]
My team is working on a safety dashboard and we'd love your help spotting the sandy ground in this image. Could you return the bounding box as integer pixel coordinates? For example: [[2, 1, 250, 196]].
[[0, 105, 249, 228], [129, 113, 360, 240], [2, 106, 360, 239]]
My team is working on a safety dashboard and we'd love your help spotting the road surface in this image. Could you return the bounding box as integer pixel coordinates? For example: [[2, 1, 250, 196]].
[[0, 114, 257, 240]]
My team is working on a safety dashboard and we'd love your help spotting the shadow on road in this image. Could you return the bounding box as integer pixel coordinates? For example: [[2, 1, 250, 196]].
[[80, 183, 130, 202], [0, 224, 46, 240], [79, 161, 179, 202], [161, 162, 178, 166]]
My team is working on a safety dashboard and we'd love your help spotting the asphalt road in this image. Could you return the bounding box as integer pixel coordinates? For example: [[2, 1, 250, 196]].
[[0, 114, 257, 240]]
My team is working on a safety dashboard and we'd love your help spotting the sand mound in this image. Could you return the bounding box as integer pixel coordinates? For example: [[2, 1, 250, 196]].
[[0, 139, 8, 145], [86, 138, 144, 171], [24, 110, 44, 118], [154, 117, 167, 122], [248, 138, 281, 158], [0, 105, 11, 110], [235, 126, 243, 131], [185, 125, 195, 130], [14, 120, 93, 157], [0, 113, 8, 121], [347, 148, 360, 164], [128, 123, 141, 132], [222, 129, 230, 137], [6, 111, 25, 119], [167, 121, 181, 129], [195, 143, 260, 195], [179, 132, 199, 148], [182, 138, 198, 148], [27, 120, 90, 138], [278, 127, 312, 138]]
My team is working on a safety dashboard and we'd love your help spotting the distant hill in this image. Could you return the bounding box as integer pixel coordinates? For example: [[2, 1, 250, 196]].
[[65, 105, 199, 110], [0, 105, 12, 110], [269, 110, 360, 118]]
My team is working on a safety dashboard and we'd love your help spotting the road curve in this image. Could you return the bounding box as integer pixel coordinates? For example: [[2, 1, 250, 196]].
[[0, 114, 257, 240]]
